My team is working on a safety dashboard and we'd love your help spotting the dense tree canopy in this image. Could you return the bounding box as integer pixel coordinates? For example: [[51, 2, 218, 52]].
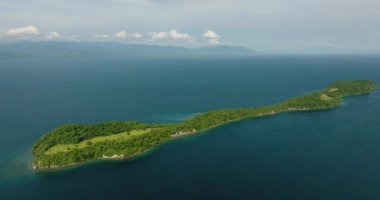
[[32, 80, 377, 169]]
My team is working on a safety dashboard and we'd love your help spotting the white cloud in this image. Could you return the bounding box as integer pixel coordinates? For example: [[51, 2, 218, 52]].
[[203, 30, 220, 45], [46, 31, 60, 39], [115, 30, 127, 39], [93, 30, 143, 41], [131, 33, 143, 39], [114, 30, 143, 39], [93, 34, 112, 40], [46, 32, 79, 40], [6, 25, 39, 37], [203, 30, 219, 39], [151, 31, 167, 40], [92, 29, 194, 43], [151, 30, 193, 41], [169, 30, 192, 40]]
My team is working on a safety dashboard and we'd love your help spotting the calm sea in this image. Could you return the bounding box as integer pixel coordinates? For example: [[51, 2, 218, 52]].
[[0, 56, 380, 199]]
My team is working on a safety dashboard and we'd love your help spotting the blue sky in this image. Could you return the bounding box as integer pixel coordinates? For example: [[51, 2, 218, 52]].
[[0, 0, 379, 54]]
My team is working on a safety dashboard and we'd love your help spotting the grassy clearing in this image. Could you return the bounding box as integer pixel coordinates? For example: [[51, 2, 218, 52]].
[[45, 129, 151, 155], [320, 93, 333, 101]]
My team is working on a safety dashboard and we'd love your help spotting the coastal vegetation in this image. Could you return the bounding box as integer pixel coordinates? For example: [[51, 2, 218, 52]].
[[32, 80, 377, 169]]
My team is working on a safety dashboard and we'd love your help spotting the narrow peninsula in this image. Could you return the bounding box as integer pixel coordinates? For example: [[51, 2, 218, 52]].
[[32, 80, 378, 169]]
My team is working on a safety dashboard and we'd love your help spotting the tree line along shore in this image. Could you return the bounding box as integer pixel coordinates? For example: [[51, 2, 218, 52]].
[[32, 80, 378, 169]]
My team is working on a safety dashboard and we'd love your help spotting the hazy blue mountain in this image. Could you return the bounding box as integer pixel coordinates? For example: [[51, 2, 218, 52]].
[[0, 42, 255, 59]]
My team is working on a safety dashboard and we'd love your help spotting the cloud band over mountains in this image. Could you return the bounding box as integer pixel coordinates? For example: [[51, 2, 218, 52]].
[[6, 25, 39, 37], [1, 25, 221, 46]]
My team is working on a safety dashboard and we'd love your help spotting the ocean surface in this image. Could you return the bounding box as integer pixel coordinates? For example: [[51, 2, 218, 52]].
[[0, 55, 380, 200]]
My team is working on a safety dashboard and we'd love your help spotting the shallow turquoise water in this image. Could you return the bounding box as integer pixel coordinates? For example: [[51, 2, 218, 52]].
[[0, 56, 380, 199]]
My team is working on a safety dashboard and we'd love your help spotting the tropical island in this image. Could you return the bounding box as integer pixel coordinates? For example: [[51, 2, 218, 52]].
[[32, 80, 377, 169]]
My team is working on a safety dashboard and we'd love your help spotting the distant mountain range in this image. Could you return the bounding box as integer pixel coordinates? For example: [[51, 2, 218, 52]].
[[0, 42, 255, 59]]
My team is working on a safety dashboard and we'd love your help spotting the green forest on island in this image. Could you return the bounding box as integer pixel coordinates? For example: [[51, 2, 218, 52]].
[[32, 80, 377, 169]]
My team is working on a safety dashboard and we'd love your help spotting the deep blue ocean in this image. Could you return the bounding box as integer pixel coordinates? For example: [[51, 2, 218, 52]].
[[0, 56, 380, 200]]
